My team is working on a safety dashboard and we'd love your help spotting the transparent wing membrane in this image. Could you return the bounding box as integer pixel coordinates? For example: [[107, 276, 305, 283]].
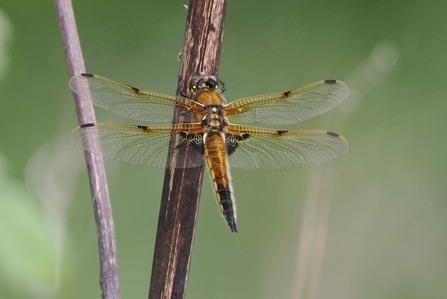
[[227, 126, 349, 171], [69, 73, 202, 123], [225, 80, 349, 125], [69, 74, 349, 170], [69, 123, 204, 168]]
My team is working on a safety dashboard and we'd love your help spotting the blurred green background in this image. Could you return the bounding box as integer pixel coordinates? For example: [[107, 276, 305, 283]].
[[1, 0, 446, 298]]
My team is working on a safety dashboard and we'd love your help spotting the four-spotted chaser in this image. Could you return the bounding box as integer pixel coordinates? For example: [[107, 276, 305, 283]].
[[69, 73, 349, 233]]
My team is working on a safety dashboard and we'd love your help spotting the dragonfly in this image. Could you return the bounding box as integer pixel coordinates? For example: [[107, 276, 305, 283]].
[[69, 73, 349, 233]]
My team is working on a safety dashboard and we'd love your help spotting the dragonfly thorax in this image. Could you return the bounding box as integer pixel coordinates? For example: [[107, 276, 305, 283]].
[[201, 104, 229, 133]]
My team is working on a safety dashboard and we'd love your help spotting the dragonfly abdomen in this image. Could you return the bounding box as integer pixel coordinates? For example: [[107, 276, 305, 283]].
[[204, 133, 237, 232]]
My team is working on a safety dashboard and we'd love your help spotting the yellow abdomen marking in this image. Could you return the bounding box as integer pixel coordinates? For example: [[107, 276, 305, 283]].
[[204, 133, 237, 232]]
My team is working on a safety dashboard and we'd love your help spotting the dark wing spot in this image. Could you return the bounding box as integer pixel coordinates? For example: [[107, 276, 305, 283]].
[[131, 86, 140, 94], [282, 90, 292, 97], [227, 133, 250, 155], [324, 79, 337, 84], [81, 73, 94, 78], [179, 132, 204, 154], [137, 125, 148, 131], [326, 131, 339, 137], [80, 123, 95, 128], [276, 130, 289, 136]]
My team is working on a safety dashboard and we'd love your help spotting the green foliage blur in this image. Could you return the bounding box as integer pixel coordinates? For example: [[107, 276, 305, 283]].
[[0, 0, 446, 298]]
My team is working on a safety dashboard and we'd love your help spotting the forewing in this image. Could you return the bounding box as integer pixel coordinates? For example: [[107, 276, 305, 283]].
[[225, 80, 349, 125], [226, 125, 349, 171], [69, 73, 203, 122], [69, 123, 205, 168]]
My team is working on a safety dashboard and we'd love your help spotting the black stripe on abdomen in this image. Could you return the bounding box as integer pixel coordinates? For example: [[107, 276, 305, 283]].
[[215, 184, 237, 233]]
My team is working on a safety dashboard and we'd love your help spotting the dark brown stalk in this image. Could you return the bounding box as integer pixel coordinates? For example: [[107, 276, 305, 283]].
[[148, 1, 228, 299], [54, 0, 120, 298]]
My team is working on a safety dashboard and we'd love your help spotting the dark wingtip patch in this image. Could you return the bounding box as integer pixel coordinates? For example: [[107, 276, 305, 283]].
[[80, 123, 95, 128], [324, 79, 337, 84], [327, 131, 339, 137], [81, 73, 94, 78]]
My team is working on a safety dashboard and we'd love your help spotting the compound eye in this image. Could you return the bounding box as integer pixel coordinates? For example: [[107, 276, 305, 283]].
[[187, 75, 219, 93], [204, 77, 218, 90]]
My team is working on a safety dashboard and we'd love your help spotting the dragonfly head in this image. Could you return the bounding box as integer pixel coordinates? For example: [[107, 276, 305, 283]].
[[188, 75, 226, 95]]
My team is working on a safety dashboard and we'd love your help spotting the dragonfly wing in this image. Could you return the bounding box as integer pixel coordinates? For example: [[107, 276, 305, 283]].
[[225, 79, 349, 125], [69, 73, 203, 122], [226, 125, 349, 171], [69, 123, 205, 168]]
